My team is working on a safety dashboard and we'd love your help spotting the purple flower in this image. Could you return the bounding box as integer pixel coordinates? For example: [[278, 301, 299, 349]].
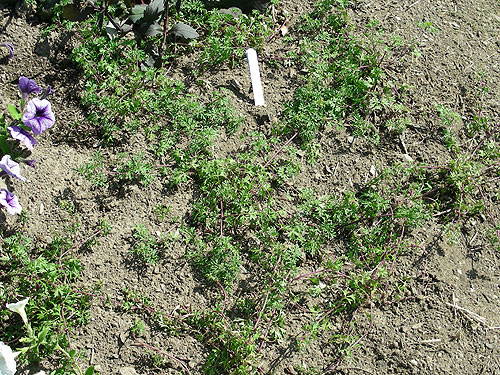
[[18, 76, 42, 101], [22, 159, 37, 168], [7, 126, 37, 150], [0, 189, 22, 215], [22, 98, 55, 135], [1, 42, 14, 60], [0, 155, 26, 181], [40, 86, 54, 100]]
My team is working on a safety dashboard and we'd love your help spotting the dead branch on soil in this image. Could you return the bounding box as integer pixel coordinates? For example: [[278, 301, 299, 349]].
[[447, 294, 500, 330]]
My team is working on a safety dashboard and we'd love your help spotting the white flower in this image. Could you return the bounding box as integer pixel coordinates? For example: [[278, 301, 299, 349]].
[[33, 372, 46, 375], [6, 297, 29, 326], [0, 342, 19, 375]]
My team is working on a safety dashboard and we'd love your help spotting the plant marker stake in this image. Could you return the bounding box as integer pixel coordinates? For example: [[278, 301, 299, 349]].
[[246, 48, 265, 106]]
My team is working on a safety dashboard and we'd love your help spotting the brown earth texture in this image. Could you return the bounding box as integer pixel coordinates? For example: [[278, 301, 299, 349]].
[[1, 0, 500, 374]]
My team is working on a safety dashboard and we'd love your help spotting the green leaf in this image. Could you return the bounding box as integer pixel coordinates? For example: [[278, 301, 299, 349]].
[[145, 23, 163, 37], [0, 137, 9, 154], [144, 0, 164, 21], [84, 366, 95, 375], [8, 104, 21, 120], [129, 4, 147, 23], [170, 22, 199, 39], [38, 326, 50, 343]]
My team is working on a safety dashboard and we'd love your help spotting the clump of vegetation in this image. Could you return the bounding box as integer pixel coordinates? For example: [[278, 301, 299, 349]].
[[0, 219, 109, 374], [278, 0, 409, 153], [70, 0, 499, 373], [129, 224, 166, 264]]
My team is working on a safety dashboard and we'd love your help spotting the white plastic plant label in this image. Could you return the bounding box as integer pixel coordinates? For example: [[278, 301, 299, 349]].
[[246, 48, 265, 106]]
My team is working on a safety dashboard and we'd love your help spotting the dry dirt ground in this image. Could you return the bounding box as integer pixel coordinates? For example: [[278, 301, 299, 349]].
[[1, 0, 500, 374]]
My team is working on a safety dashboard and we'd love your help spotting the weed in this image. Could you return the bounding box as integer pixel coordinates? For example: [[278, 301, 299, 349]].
[[436, 104, 461, 127], [116, 152, 155, 187], [386, 117, 410, 135], [129, 224, 165, 264], [154, 204, 171, 222], [131, 318, 146, 336], [0, 220, 107, 370], [185, 2, 274, 68], [278, 0, 402, 153], [184, 309, 258, 375], [75, 151, 107, 188], [416, 21, 439, 33]]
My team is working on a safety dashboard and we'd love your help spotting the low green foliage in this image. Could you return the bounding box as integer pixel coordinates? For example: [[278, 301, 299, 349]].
[[129, 224, 165, 264], [0, 220, 108, 372], [186, 309, 257, 375], [75, 151, 107, 188], [196, 7, 274, 67], [279, 0, 408, 153], [8, 0, 498, 374], [116, 152, 155, 187]]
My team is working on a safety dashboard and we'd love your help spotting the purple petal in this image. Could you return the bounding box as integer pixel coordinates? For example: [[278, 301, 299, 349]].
[[0, 189, 22, 215], [22, 159, 37, 168], [22, 98, 55, 135], [0, 155, 26, 181], [18, 76, 42, 100], [40, 86, 54, 100], [7, 126, 37, 150], [1, 42, 14, 60]]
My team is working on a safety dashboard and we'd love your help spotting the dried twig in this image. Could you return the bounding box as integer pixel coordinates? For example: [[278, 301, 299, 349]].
[[133, 335, 191, 375], [264, 132, 298, 167], [446, 301, 499, 329]]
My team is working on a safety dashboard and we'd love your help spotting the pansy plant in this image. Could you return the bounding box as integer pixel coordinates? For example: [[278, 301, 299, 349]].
[[0, 76, 55, 215]]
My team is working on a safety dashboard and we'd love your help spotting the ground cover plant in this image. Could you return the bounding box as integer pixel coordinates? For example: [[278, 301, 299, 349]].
[[1, 0, 499, 374]]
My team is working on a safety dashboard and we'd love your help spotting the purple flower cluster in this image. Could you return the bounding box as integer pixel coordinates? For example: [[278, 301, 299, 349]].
[[0, 77, 55, 216]]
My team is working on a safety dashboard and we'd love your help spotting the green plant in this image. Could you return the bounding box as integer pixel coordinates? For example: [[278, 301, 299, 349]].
[[416, 21, 439, 33], [184, 309, 258, 375], [154, 204, 171, 222], [129, 224, 164, 264], [277, 0, 399, 154], [75, 151, 107, 188], [0, 221, 108, 372], [131, 318, 146, 336], [198, 9, 273, 67], [116, 152, 155, 187]]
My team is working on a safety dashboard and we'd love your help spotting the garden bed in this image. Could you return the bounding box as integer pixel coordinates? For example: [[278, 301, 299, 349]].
[[1, 0, 499, 374]]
